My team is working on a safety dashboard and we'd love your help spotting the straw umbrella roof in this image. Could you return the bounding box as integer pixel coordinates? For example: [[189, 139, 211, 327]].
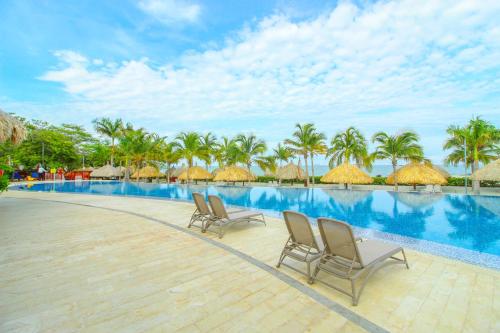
[[178, 166, 213, 180], [90, 165, 122, 178], [132, 166, 163, 178], [276, 163, 305, 180], [320, 163, 373, 184], [172, 166, 186, 177], [430, 164, 451, 178], [211, 168, 223, 176], [213, 165, 256, 182], [116, 166, 128, 175], [471, 159, 500, 181], [0, 109, 26, 144], [386, 163, 447, 185]]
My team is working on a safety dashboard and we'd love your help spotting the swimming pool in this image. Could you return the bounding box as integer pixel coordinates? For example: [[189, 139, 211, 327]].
[[16, 181, 500, 268]]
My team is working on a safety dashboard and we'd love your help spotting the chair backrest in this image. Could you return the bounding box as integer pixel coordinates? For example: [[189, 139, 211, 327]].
[[317, 218, 363, 266], [208, 195, 229, 218], [192, 192, 211, 215], [283, 211, 319, 249]]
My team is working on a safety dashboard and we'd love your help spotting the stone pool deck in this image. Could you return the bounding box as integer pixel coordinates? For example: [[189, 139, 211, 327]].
[[1, 191, 499, 332]]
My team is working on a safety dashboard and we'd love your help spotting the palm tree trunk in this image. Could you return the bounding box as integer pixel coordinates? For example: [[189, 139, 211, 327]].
[[278, 160, 282, 186], [187, 159, 192, 184], [304, 153, 309, 187], [311, 153, 315, 186], [472, 159, 480, 193], [136, 163, 140, 183], [111, 138, 115, 167], [167, 164, 171, 184], [124, 158, 130, 182], [392, 160, 398, 192]]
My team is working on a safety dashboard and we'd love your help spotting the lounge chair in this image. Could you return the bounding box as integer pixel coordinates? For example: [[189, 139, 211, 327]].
[[312, 218, 409, 306], [276, 211, 323, 282], [188, 192, 213, 231], [207, 195, 266, 238]]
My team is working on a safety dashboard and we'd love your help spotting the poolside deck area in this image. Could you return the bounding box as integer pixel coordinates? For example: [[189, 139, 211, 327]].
[[1, 191, 499, 332]]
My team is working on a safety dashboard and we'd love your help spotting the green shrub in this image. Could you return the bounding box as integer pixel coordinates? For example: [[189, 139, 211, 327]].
[[0, 175, 8, 193], [446, 177, 466, 186], [256, 176, 276, 183], [372, 176, 386, 185], [0, 164, 13, 178], [443, 177, 498, 187]]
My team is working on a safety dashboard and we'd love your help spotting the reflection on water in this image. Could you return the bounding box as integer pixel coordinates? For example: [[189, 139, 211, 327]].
[[18, 181, 500, 256], [445, 196, 500, 252]]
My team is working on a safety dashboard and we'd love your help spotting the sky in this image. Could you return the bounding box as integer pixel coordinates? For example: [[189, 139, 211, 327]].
[[0, 0, 499, 164]]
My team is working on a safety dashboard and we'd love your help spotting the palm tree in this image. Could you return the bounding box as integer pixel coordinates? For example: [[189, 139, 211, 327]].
[[273, 143, 293, 168], [92, 118, 123, 166], [285, 123, 317, 187], [234, 134, 267, 172], [212, 136, 234, 168], [119, 127, 154, 182], [372, 131, 424, 191], [327, 127, 372, 169], [200, 132, 217, 171], [308, 131, 327, 186], [444, 117, 499, 192], [173, 132, 207, 183], [147, 134, 167, 183], [163, 142, 180, 184], [256, 155, 278, 176]]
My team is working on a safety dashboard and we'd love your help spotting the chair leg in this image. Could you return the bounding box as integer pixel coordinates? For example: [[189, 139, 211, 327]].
[[311, 261, 321, 282], [351, 279, 358, 306], [218, 224, 224, 239], [276, 251, 286, 268], [307, 261, 313, 284], [401, 249, 410, 269]]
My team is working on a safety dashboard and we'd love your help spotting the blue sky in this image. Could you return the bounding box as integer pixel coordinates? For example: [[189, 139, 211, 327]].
[[1, 0, 499, 164]]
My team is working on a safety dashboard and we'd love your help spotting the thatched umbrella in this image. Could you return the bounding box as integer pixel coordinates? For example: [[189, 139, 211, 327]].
[[320, 162, 373, 188], [471, 159, 500, 181], [276, 162, 305, 185], [90, 164, 121, 178], [430, 164, 450, 178], [172, 166, 186, 178], [213, 165, 256, 185], [386, 163, 447, 189], [0, 109, 26, 144], [132, 166, 163, 179], [178, 166, 212, 184], [211, 167, 223, 176], [116, 166, 128, 175]]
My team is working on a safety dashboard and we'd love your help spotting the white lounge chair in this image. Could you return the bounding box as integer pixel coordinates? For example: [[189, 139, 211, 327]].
[[276, 211, 323, 282], [207, 195, 266, 238], [312, 218, 409, 305]]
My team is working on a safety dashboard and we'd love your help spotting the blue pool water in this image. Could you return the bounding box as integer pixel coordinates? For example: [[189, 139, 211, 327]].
[[16, 181, 500, 260]]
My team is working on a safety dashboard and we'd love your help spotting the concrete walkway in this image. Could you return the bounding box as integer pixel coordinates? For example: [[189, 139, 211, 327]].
[[1, 191, 499, 332]]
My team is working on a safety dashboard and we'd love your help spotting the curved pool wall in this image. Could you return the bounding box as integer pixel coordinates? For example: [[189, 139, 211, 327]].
[[15, 181, 500, 269]]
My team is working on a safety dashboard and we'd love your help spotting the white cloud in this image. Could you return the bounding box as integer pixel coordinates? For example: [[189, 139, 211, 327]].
[[37, 0, 500, 161], [137, 0, 201, 25]]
